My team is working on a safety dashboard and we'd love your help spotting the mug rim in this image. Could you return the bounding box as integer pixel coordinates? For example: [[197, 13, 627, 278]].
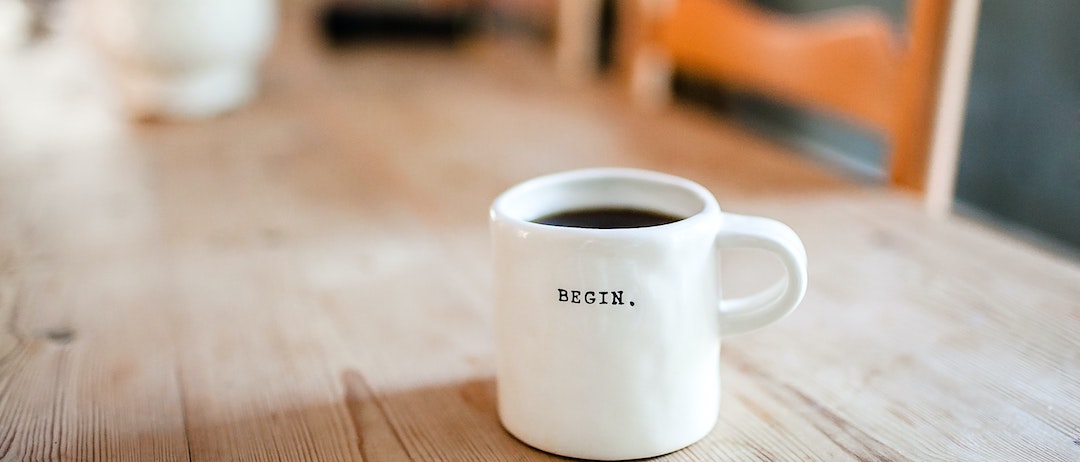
[[490, 167, 721, 235]]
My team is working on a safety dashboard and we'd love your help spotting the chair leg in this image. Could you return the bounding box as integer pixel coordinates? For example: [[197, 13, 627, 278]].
[[555, 0, 603, 85], [925, 0, 982, 217], [629, 46, 673, 109], [615, 0, 676, 109]]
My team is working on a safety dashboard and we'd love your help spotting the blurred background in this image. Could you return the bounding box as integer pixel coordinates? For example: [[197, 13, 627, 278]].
[[2, 2, 1079, 459], [1, 0, 1078, 256], [718, 0, 1080, 258]]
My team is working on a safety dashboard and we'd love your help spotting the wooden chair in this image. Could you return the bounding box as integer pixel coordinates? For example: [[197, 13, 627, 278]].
[[615, 0, 953, 192]]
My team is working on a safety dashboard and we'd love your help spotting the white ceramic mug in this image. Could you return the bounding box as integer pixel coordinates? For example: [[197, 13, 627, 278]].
[[82, 0, 277, 119], [490, 168, 807, 460]]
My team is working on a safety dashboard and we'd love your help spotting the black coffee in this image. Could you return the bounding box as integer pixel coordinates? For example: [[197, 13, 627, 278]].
[[532, 207, 683, 229]]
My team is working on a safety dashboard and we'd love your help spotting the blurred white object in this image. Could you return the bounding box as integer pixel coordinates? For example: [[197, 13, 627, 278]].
[[83, 0, 277, 119], [0, 0, 32, 50]]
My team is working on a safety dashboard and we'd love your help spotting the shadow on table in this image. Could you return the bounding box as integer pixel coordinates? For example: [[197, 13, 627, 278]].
[[139, 372, 564, 460], [338, 370, 577, 461]]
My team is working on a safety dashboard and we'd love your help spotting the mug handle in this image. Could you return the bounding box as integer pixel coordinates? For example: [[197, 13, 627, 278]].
[[714, 213, 808, 336]]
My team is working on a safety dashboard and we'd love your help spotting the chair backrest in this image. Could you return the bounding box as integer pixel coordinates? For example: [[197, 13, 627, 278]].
[[620, 0, 952, 190]]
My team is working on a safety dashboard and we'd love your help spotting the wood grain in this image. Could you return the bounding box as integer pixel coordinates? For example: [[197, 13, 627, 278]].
[[0, 2, 1078, 461]]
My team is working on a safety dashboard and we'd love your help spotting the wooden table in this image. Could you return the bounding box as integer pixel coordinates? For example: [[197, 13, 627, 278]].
[[2, 5, 1078, 461]]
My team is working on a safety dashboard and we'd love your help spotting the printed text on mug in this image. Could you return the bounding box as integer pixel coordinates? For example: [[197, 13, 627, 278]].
[[557, 289, 635, 307]]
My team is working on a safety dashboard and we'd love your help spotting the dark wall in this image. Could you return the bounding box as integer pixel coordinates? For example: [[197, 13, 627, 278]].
[[954, 0, 1080, 252]]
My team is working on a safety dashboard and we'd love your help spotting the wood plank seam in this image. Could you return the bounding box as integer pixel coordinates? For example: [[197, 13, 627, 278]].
[[48, 348, 70, 461], [342, 369, 415, 461], [174, 364, 194, 462], [0, 275, 27, 366]]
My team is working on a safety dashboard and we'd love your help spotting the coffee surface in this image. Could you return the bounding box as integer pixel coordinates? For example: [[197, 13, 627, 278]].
[[532, 207, 683, 229]]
